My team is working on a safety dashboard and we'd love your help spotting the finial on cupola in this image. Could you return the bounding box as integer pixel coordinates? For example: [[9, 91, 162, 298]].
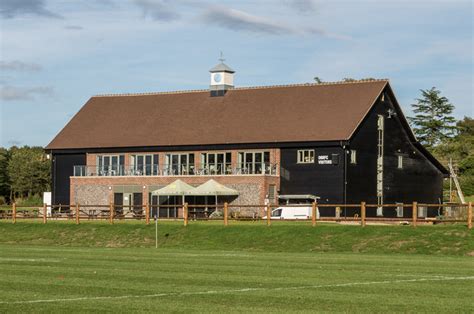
[[209, 52, 235, 96]]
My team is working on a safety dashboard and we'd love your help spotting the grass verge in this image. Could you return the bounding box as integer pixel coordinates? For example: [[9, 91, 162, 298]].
[[0, 220, 472, 256]]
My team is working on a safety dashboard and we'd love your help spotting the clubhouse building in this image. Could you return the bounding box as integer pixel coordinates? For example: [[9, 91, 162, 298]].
[[45, 61, 448, 218]]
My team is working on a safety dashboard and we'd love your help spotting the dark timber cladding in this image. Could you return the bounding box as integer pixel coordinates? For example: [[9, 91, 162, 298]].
[[46, 80, 448, 217], [52, 153, 85, 205], [345, 87, 446, 217], [280, 146, 345, 216]]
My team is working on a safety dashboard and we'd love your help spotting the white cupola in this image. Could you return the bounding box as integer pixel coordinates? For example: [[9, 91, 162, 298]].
[[209, 53, 235, 92]]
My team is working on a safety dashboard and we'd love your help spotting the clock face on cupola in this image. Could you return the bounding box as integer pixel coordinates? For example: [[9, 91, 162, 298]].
[[209, 53, 235, 91], [213, 73, 222, 83]]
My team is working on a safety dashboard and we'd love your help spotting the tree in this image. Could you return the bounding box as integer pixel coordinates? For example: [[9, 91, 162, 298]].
[[313, 77, 376, 83], [433, 117, 474, 196], [408, 87, 456, 148], [313, 77, 323, 84], [7, 146, 50, 199], [0, 148, 10, 202]]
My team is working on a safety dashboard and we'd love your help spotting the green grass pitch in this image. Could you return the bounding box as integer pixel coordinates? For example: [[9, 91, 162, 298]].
[[0, 221, 472, 312]]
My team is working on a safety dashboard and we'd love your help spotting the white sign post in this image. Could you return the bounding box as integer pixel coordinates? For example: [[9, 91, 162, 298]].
[[155, 214, 158, 249], [43, 192, 52, 216]]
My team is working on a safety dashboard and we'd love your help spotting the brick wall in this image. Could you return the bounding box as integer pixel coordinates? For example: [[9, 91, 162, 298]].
[[86, 148, 280, 168], [74, 148, 281, 216], [70, 174, 280, 216]]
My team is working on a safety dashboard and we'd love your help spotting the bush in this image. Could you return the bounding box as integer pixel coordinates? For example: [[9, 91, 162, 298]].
[[459, 176, 474, 197], [15, 194, 43, 206]]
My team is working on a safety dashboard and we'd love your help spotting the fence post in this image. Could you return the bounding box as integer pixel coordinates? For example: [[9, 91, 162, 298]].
[[184, 203, 188, 227], [146, 203, 150, 225], [361, 202, 366, 227], [12, 203, 16, 224], [311, 201, 317, 227], [266, 204, 271, 226], [468, 202, 472, 230], [109, 202, 114, 224], [412, 201, 417, 228], [224, 202, 228, 226], [43, 203, 47, 224], [75, 203, 80, 225]]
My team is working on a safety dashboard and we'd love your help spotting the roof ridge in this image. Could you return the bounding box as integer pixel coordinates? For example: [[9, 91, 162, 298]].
[[93, 79, 389, 97], [235, 79, 389, 91]]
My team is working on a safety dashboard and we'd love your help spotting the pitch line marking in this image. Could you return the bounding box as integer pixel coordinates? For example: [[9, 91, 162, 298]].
[[1, 276, 473, 305], [0, 257, 62, 263]]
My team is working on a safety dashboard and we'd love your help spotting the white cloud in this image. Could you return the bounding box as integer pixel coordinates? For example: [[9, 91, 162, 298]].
[[0, 85, 54, 101], [200, 5, 349, 39], [0, 0, 62, 19], [0, 60, 42, 71]]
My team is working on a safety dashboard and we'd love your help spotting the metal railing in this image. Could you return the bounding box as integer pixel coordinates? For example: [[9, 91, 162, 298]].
[[73, 163, 279, 177]]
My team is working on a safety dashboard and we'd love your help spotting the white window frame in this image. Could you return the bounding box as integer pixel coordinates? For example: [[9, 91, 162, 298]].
[[237, 151, 270, 174], [201, 152, 232, 174], [165, 153, 194, 175], [131, 154, 158, 175], [268, 184, 276, 201], [96, 154, 124, 176], [350, 150, 357, 164], [297, 150, 315, 164], [396, 203, 404, 218], [418, 206, 428, 218], [397, 155, 403, 169]]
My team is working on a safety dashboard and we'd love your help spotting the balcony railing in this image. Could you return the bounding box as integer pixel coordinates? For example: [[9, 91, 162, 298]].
[[73, 163, 279, 177]]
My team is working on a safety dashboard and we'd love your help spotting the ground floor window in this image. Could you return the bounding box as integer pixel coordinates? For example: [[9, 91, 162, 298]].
[[396, 203, 403, 217], [418, 206, 427, 218], [268, 184, 276, 202], [148, 193, 220, 218], [114, 192, 143, 215]]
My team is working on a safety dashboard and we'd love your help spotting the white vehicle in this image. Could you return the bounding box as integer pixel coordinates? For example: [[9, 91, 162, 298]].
[[264, 206, 320, 220]]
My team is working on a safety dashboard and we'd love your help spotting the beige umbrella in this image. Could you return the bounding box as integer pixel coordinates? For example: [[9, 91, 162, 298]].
[[186, 179, 239, 196], [151, 179, 195, 207], [186, 179, 239, 212], [151, 179, 194, 196]]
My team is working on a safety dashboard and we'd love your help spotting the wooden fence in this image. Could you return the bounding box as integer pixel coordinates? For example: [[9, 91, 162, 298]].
[[0, 201, 472, 229]]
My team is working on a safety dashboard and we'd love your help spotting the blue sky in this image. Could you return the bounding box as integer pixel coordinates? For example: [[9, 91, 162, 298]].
[[0, 0, 472, 147]]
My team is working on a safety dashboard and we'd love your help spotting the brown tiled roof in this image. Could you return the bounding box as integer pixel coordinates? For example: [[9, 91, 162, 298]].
[[46, 80, 388, 150]]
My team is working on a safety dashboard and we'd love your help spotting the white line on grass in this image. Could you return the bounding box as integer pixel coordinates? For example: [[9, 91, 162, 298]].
[[1, 275, 473, 305], [0, 257, 62, 263]]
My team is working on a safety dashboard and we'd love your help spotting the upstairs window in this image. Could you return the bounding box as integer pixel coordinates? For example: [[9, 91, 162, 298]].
[[165, 153, 195, 175], [201, 152, 232, 174], [297, 150, 315, 164], [397, 155, 403, 169], [238, 151, 270, 174], [97, 154, 125, 176], [350, 150, 357, 164], [131, 154, 158, 175]]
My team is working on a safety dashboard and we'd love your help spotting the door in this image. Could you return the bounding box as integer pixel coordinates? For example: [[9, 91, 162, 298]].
[[123, 193, 132, 214], [114, 193, 123, 214], [133, 193, 143, 214]]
